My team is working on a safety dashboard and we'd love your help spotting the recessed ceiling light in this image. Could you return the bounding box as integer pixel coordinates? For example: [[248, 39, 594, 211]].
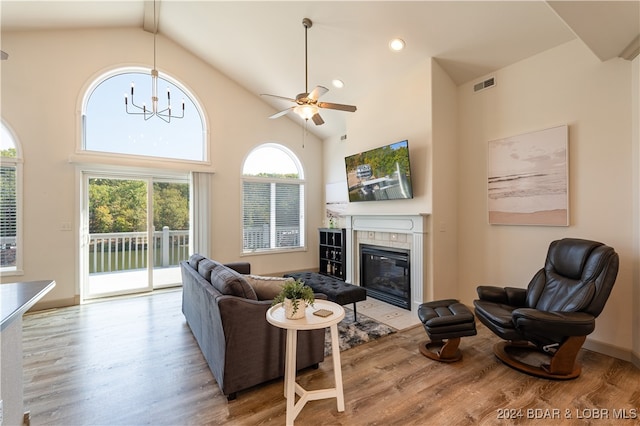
[[389, 38, 405, 52], [332, 79, 345, 88]]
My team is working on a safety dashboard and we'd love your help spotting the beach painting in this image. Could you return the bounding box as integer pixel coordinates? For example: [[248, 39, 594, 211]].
[[488, 125, 569, 226]]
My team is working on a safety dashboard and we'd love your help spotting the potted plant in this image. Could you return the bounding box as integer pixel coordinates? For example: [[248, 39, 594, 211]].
[[272, 279, 315, 319]]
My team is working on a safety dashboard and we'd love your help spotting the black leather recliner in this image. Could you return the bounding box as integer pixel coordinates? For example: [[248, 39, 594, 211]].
[[473, 238, 619, 379]]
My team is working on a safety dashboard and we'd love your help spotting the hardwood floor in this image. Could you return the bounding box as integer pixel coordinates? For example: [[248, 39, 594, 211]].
[[22, 290, 639, 425]]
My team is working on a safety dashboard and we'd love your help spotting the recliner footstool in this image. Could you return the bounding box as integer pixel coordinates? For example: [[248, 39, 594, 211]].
[[418, 299, 477, 362]]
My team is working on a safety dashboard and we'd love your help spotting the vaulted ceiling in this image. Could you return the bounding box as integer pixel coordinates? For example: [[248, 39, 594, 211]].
[[2, 1, 638, 139]]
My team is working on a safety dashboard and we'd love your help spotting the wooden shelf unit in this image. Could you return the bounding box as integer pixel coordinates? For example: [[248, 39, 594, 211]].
[[319, 228, 346, 279]]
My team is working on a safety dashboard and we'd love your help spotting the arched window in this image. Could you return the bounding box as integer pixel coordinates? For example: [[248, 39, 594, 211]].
[[83, 69, 206, 161], [242, 144, 305, 253], [1, 122, 22, 274]]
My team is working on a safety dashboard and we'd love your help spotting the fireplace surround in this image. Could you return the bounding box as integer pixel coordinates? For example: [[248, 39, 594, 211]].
[[343, 214, 428, 312]]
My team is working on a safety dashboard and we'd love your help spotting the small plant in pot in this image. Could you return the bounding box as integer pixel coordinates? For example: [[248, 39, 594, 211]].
[[272, 279, 315, 319]]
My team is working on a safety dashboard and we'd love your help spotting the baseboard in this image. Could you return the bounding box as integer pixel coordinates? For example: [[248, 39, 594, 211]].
[[28, 296, 78, 313], [583, 337, 633, 362], [632, 351, 640, 369]]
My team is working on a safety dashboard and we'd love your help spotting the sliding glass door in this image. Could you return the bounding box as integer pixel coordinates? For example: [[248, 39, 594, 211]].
[[82, 173, 190, 300], [151, 180, 190, 289]]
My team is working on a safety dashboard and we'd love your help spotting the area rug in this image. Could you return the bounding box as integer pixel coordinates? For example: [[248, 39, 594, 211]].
[[324, 308, 396, 356]]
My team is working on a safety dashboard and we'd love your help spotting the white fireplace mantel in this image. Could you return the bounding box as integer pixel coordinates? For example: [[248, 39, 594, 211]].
[[343, 214, 429, 312]]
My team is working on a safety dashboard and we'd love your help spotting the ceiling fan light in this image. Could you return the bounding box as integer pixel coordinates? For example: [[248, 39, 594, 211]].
[[294, 104, 318, 120]]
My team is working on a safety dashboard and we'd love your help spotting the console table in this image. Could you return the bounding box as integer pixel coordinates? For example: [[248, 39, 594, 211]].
[[266, 300, 345, 425], [1, 280, 56, 426]]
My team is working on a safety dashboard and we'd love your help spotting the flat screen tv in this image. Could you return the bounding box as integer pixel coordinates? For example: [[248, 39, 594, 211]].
[[344, 140, 413, 202]]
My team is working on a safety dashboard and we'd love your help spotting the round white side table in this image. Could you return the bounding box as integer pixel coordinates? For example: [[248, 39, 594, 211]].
[[267, 299, 346, 425]]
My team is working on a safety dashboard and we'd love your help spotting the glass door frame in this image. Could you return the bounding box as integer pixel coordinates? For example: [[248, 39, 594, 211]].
[[80, 169, 190, 301]]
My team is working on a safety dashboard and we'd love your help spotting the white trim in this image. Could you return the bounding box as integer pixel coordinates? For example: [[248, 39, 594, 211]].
[[344, 214, 429, 312], [76, 65, 210, 163], [242, 142, 305, 179], [240, 143, 306, 255], [68, 152, 214, 174], [77, 168, 190, 301]]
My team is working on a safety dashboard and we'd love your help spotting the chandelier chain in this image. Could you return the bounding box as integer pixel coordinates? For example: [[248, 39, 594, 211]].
[[124, 0, 184, 123]]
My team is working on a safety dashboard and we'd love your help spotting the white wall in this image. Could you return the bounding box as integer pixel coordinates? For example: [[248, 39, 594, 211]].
[[323, 58, 462, 306], [0, 28, 324, 306], [326, 58, 432, 217], [458, 39, 635, 355], [323, 58, 434, 302], [430, 59, 459, 301]]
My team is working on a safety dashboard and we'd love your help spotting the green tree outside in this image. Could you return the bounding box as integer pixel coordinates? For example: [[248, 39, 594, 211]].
[[89, 178, 189, 233]]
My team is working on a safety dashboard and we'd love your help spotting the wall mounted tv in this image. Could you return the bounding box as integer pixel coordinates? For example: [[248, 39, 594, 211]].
[[344, 140, 413, 202]]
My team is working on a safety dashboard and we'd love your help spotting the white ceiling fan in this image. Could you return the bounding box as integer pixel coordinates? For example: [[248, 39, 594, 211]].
[[261, 18, 357, 126]]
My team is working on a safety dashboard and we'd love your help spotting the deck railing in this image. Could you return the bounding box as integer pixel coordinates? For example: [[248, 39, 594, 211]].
[[0, 236, 17, 268], [70, 225, 301, 273], [243, 225, 300, 251], [89, 227, 189, 274]]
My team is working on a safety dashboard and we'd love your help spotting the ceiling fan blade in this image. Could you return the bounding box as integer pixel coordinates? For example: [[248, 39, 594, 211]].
[[311, 113, 325, 126], [318, 102, 357, 112], [261, 93, 297, 103], [307, 86, 329, 101], [269, 107, 293, 119]]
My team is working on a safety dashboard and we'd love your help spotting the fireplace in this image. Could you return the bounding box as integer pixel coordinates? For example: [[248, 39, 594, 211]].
[[344, 214, 427, 312], [360, 244, 410, 310]]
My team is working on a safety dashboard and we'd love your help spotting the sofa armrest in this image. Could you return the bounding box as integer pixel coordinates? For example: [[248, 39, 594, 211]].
[[216, 295, 325, 395], [217, 295, 273, 333], [216, 296, 280, 388], [224, 261, 251, 275]]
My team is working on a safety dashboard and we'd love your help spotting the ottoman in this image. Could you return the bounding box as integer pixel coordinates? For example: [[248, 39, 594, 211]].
[[284, 272, 367, 321], [417, 299, 477, 362]]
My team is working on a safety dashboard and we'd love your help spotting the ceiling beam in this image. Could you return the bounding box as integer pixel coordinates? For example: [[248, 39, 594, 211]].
[[620, 35, 640, 61], [142, 0, 158, 34], [547, 1, 639, 62]]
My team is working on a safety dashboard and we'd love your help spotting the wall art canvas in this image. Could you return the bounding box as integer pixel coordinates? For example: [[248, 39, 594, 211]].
[[488, 125, 569, 226]]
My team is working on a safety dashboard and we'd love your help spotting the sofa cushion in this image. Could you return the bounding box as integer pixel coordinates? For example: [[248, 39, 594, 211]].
[[197, 258, 218, 282], [244, 275, 293, 300], [189, 253, 206, 270], [209, 264, 258, 300]]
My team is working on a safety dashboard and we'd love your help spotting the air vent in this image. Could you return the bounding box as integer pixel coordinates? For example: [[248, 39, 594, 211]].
[[473, 76, 496, 93]]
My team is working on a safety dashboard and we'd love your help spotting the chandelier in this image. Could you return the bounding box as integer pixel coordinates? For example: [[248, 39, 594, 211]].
[[124, 0, 184, 122]]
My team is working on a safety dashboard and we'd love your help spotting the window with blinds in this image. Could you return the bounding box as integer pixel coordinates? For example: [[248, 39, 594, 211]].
[[242, 144, 305, 253], [1, 124, 19, 272]]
